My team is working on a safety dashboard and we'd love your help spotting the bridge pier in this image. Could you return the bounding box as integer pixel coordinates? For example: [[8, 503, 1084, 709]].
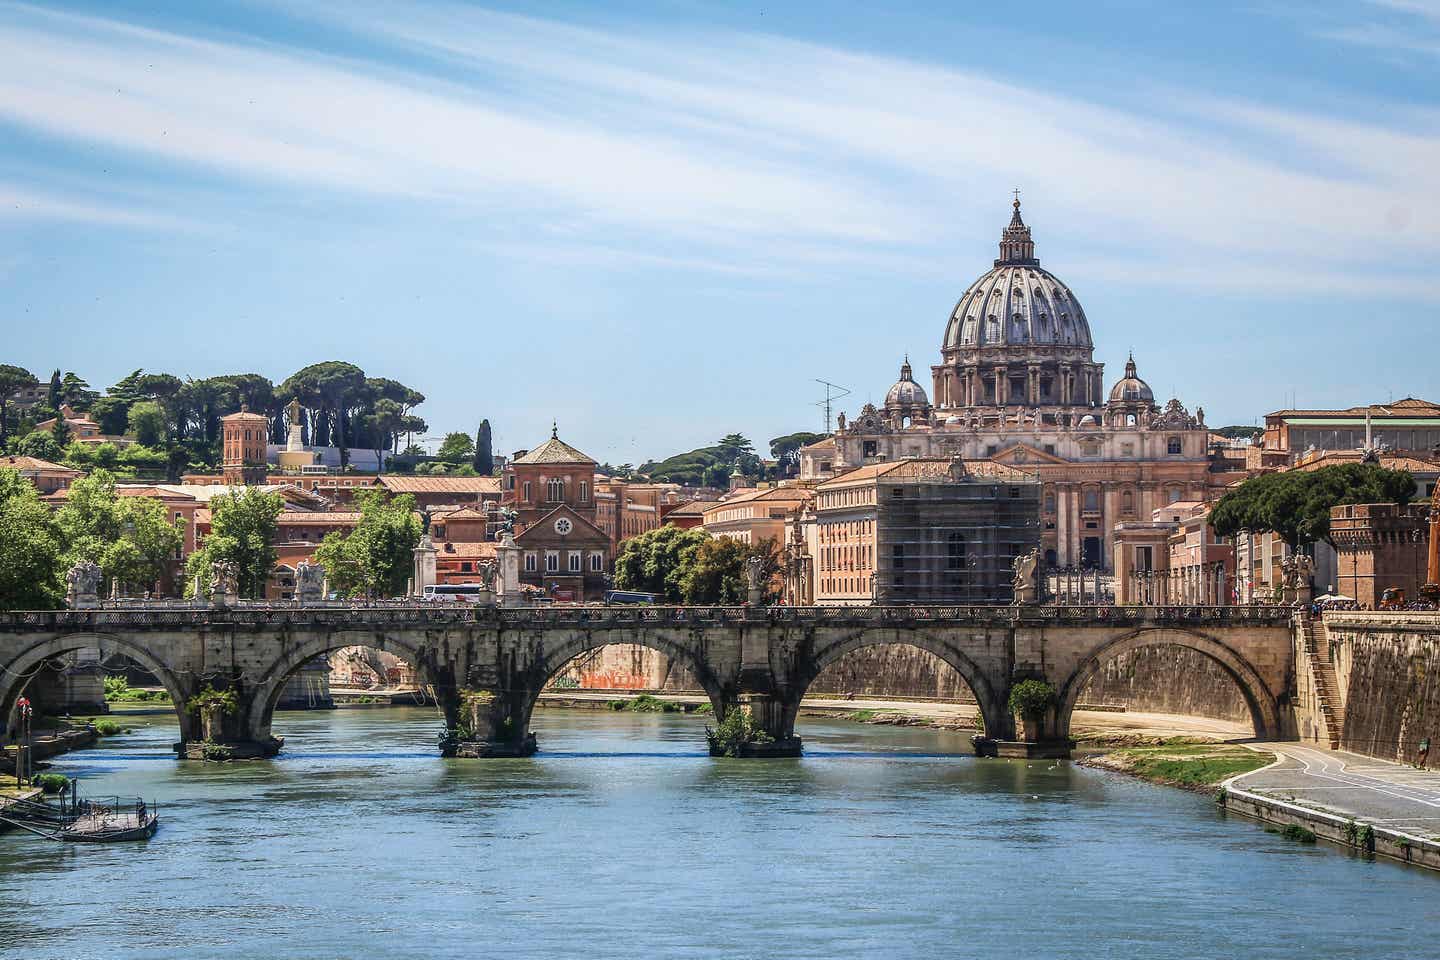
[[174, 682, 283, 761], [709, 693, 802, 758], [441, 687, 537, 759]]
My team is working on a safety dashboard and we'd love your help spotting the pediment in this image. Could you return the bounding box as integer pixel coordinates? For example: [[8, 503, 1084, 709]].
[[515, 504, 609, 544], [989, 442, 1069, 465]]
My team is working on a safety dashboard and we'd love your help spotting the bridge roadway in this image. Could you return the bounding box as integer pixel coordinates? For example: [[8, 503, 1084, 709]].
[[0, 603, 1296, 760]]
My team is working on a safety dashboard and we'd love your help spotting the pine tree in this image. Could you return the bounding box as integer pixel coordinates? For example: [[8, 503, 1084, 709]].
[[474, 419, 494, 475]]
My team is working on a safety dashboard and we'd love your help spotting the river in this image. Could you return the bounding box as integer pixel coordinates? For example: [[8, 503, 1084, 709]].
[[2, 706, 1436, 960]]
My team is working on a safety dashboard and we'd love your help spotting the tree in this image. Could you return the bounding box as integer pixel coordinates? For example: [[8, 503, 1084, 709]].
[[770, 431, 826, 478], [1209, 463, 1417, 549], [14, 431, 61, 461], [0, 469, 64, 609], [279, 362, 366, 467], [680, 536, 782, 604], [128, 400, 167, 447], [474, 419, 494, 475], [363, 398, 407, 471], [55, 470, 183, 593], [185, 487, 283, 598], [438, 431, 475, 465], [611, 525, 711, 602], [46, 369, 61, 411], [59, 372, 97, 409], [314, 490, 422, 598], [50, 413, 71, 448], [0, 364, 38, 446]]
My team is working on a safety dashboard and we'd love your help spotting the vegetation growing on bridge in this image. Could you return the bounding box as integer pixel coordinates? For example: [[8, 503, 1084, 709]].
[[705, 708, 774, 757], [186, 685, 238, 716], [1007, 680, 1057, 719]]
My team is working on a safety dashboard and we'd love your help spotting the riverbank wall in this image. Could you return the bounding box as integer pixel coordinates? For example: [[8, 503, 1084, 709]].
[[1222, 775, 1440, 872], [554, 640, 1251, 723], [1311, 612, 1440, 763]]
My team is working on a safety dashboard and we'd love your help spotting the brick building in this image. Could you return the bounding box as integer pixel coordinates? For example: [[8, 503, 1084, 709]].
[[501, 428, 611, 600], [1330, 503, 1431, 608], [220, 409, 270, 485]]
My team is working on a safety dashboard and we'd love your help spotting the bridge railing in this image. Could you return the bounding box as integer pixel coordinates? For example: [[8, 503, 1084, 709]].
[[0, 603, 1295, 631]]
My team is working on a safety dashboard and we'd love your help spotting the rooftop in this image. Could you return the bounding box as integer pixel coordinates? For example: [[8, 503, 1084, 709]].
[[512, 426, 596, 465], [377, 475, 502, 495]]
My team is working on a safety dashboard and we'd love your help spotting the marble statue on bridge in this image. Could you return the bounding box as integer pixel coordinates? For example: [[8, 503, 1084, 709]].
[[65, 559, 102, 610]]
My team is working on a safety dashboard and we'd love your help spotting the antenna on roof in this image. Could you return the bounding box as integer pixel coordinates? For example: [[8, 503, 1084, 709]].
[[814, 379, 852, 434]]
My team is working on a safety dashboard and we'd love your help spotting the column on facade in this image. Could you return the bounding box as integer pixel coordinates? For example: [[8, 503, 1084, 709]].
[[1056, 486, 1070, 567], [994, 366, 1007, 406], [1115, 540, 1130, 604]]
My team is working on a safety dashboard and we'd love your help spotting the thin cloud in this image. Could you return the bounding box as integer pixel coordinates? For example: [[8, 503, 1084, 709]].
[[0, 2, 1436, 296]]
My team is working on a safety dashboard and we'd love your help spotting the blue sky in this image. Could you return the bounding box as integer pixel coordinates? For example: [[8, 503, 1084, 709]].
[[2, 1, 1438, 464]]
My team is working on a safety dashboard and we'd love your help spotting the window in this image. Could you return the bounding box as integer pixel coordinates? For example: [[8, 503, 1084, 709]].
[[1122, 490, 1134, 514], [547, 478, 564, 501], [590, 551, 604, 572], [1167, 436, 1183, 455], [568, 551, 581, 572], [524, 552, 537, 572], [580, 480, 590, 503], [1167, 487, 1182, 504], [522, 481, 532, 502], [947, 532, 966, 571], [892, 487, 905, 499], [545, 551, 559, 572], [892, 544, 905, 570], [1044, 493, 1056, 514], [1083, 489, 1099, 512]]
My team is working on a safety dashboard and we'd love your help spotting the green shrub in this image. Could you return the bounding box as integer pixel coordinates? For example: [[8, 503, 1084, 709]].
[[103, 676, 130, 698], [705, 709, 774, 758], [1281, 823, 1316, 843], [91, 719, 123, 737], [200, 741, 235, 762], [1008, 679, 1056, 718], [693, 703, 713, 715], [186, 685, 238, 716], [550, 676, 580, 690], [34, 773, 69, 794]]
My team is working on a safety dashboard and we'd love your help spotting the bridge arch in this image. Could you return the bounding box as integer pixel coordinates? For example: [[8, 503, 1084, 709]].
[[1055, 627, 1281, 740], [795, 627, 1014, 741], [246, 631, 434, 744], [517, 627, 728, 732], [0, 633, 194, 742]]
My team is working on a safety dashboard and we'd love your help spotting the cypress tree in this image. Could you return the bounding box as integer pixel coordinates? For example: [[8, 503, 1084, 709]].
[[474, 418, 494, 475]]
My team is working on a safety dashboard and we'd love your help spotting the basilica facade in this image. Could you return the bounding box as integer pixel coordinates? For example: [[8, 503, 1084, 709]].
[[800, 200, 1216, 572]]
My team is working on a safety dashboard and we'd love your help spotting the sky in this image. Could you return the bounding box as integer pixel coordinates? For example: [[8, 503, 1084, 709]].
[[2, 0, 1438, 465]]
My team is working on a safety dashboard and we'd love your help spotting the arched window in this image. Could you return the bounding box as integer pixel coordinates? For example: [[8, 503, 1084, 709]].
[[1167, 436, 1183, 455], [547, 478, 564, 501], [1167, 487, 1182, 504], [1122, 490, 1134, 515]]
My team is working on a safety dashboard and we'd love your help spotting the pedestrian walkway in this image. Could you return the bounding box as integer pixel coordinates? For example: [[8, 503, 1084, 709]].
[[1235, 743, 1440, 840]]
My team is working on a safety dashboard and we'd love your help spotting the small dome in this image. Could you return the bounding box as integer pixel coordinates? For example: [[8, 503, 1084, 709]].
[[884, 357, 930, 410], [1108, 354, 1154, 404]]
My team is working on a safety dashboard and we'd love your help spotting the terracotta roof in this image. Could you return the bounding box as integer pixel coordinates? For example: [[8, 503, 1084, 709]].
[[376, 475, 502, 494], [1290, 452, 1440, 474], [433, 504, 491, 520], [714, 486, 815, 506], [0, 455, 80, 475], [276, 512, 365, 525], [511, 434, 596, 465], [1268, 397, 1440, 418], [665, 500, 719, 517], [220, 410, 268, 422]]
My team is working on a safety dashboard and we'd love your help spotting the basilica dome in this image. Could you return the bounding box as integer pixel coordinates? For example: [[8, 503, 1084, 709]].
[[940, 201, 1093, 354]]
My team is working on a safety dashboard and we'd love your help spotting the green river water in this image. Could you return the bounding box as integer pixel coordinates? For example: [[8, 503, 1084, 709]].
[[1, 706, 1437, 960]]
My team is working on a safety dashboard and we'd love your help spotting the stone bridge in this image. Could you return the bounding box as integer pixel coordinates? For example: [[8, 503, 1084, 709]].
[[0, 604, 1297, 759]]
